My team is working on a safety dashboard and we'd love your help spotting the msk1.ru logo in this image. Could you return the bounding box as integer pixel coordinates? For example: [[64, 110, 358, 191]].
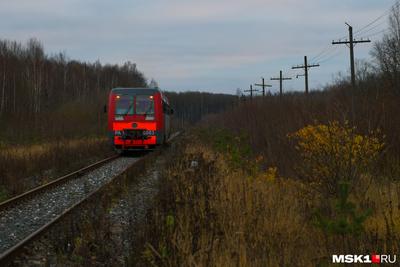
[[332, 254, 396, 264]]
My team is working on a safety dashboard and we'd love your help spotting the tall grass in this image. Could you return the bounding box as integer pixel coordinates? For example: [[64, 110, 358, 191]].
[[0, 137, 113, 201], [140, 133, 400, 266], [139, 84, 400, 266]]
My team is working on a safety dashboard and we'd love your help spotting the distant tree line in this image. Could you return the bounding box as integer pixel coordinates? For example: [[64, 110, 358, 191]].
[[0, 38, 147, 142], [0, 38, 238, 143], [0, 38, 147, 119], [165, 91, 238, 127]]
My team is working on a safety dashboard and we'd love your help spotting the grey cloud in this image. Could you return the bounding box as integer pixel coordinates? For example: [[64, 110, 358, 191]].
[[0, 0, 394, 93]]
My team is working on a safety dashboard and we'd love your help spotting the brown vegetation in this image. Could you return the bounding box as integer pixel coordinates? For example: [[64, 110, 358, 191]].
[[139, 122, 398, 266], [0, 138, 113, 201], [137, 8, 400, 265]]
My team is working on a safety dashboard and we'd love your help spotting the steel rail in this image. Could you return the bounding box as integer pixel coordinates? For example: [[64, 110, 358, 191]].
[[0, 131, 181, 264], [0, 155, 120, 212], [0, 155, 142, 264]]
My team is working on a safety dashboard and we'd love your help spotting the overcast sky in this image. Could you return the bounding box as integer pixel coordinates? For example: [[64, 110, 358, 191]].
[[0, 0, 396, 94]]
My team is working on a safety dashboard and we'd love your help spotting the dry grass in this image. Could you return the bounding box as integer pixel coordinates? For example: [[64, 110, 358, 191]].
[[0, 137, 113, 201], [137, 85, 400, 266], [0, 137, 108, 159], [140, 134, 400, 267]]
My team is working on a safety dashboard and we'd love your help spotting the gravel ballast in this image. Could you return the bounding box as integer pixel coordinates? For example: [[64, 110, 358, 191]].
[[108, 157, 163, 260], [0, 157, 137, 254]]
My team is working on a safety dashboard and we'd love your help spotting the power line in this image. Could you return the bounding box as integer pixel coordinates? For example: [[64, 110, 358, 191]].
[[310, 0, 398, 65], [313, 46, 340, 63], [354, 19, 388, 37], [310, 45, 335, 62], [364, 29, 388, 38], [317, 49, 345, 64], [245, 0, 398, 98], [354, 12, 390, 36], [354, 0, 399, 36]]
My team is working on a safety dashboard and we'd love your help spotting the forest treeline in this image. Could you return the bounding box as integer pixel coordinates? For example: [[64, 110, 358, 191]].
[[0, 38, 147, 142], [165, 91, 237, 127], [0, 38, 147, 117], [0, 39, 236, 144]]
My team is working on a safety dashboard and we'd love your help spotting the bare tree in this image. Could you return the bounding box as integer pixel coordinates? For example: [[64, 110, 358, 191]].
[[355, 59, 374, 82], [371, 4, 400, 89], [149, 78, 159, 88], [0, 38, 148, 137]]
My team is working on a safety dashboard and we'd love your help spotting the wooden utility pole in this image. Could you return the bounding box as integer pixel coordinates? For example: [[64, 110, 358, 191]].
[[244, 84, 258, 100], [270, 70, 292, 97], [332, 23, 371, 89], [292, 56, 320, 94], [332, 23, 371, 124], [254, 77, 272, 97]]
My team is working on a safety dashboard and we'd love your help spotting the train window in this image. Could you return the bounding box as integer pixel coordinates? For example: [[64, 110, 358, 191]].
[[115, 95, 134, 115], [136, 95, 154, 115]]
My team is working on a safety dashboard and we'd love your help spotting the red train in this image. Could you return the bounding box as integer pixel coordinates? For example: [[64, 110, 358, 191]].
[[107, 88, 173, 151]]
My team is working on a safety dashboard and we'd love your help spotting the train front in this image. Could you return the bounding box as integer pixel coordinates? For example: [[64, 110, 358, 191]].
[[108, 88, 163, 151]]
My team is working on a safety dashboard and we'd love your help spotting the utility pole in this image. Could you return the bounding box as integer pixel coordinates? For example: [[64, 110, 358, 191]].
[[292, 56, 320, 94], [270, 70, 292, 97], [244, 84, 258, 100], [254, 77, 272, 97], [332, 23, 371, 124], [332, 23, 371, 89]]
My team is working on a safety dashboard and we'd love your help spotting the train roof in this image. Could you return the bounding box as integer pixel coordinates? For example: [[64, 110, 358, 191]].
[[111, 87, 160, 94], [110, 87, 169, 104]]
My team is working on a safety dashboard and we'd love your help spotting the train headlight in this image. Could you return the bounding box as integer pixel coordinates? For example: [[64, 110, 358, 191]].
[[145, 115, 154, 121], [114, 130, 122, 136], [143, 130, 155, 136]]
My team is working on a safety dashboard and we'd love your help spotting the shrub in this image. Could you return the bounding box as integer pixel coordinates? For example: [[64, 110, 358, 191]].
[[289, 121, 384, 195]]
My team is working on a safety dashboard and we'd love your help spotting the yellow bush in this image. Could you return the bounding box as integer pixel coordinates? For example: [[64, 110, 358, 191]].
[[261, 167, 278, 182], [290, 121, 384, 194]]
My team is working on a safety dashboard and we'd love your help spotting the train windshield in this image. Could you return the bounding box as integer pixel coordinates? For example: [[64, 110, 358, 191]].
[[136, 95, 154, 115], [115, 95, 134, 115]]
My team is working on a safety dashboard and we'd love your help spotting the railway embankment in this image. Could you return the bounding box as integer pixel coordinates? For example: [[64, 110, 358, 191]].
[[2, 143, 171, 266], [0, 138, 114, 202]]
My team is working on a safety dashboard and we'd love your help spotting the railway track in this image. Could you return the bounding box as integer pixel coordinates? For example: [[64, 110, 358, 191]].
[[0, 155, 119, 213], [0, 147, 167, 265], [0, 132, 181, 264]]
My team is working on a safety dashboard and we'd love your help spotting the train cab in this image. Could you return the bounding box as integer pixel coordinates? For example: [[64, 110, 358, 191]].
[[107, 88, 173, 151]]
